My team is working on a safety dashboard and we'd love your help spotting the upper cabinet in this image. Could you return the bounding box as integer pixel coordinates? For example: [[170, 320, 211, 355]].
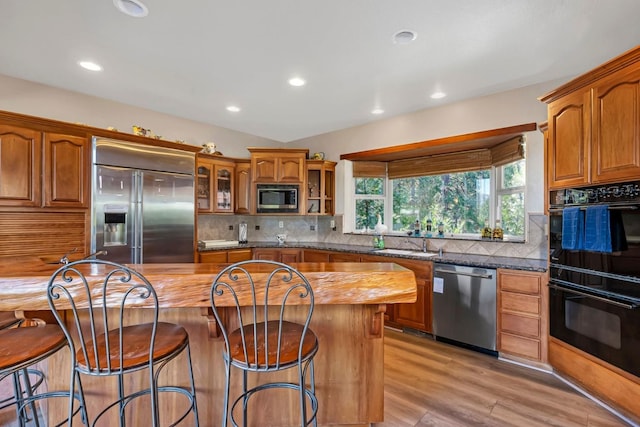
[[0, 124, 42, 207], [541, 47, 640, 189], [591, 66, 640, 183], [248, 148, 308, 183], [197, 155, 235, 214], [547, 90, 591, 188], [0, 124, 89, 208], [44, 132, 90, 208], [234, 159, 251, 214], [306, 160, 336, 215]]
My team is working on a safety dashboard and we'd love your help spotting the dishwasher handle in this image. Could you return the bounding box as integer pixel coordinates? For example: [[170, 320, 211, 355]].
[[434, 268, 493, 279]]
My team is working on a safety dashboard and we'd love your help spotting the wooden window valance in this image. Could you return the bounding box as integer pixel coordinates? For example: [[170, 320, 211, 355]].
[[387, 149, 493, 179], [386, 136, 525, 179], [489, 136, 525, 167], [352, 161, 387, 178]]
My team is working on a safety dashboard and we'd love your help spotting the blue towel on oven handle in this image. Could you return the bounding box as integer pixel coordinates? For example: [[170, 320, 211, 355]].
[[584, 205, 612, 253], [561, 206, 584, 250]]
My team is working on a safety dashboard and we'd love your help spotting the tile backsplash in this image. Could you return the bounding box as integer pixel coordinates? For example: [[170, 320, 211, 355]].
[[198, 213, 548, 260]]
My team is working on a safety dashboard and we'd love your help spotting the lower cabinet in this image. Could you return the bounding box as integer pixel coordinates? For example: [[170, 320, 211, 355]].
[[198, 249, 252, 263], [497, 268, 548, 363], [252, 248, 302, 263], [361, 254, 432, 333], [302, 249, 331, 262]]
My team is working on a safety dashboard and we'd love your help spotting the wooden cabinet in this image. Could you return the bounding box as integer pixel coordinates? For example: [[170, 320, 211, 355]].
[[252, 247, 302, 263], [591, 65, 640, 183], [0, 125, 89, 208], [234, 159, 251, 214], [248, 148, 307, 183], [44, 133, 89, 208], [198, 248, 252, 263], [302, 249, 331, 262], [197, 156, 235, 213], [362, 254, 432, 333], [306, 160, 336, 215], [0, 124, 42, 207], [547, 90, 590, 189], [542, 47, 640, 188], [497, 269, 548, 363]]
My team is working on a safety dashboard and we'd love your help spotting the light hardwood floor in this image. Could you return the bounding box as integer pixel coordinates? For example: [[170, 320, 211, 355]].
[[377, 329, 634, 427]]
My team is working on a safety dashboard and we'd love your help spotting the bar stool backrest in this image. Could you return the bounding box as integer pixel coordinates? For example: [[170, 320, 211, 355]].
[[47, 259, 159, 375], [210, 260, 315, 372]]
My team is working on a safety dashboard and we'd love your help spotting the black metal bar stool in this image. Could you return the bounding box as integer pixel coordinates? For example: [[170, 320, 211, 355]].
[[0, 315, 86, 426], [46, 259, 199, 427], [210, 260, 319, 427]]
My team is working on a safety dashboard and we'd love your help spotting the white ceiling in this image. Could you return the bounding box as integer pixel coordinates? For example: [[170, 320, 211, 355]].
[[1, 1, 639, 142]]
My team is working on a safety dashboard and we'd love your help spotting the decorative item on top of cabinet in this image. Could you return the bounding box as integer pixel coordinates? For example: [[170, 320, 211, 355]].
[[306, 160, 337, 215], [540, 46, 640, 188], [234, 159, 251, 214], [248, 148, 308, 183], [197, 155, 235, 213], [497, 268, 548, 365], [0, 124, 89, 208]]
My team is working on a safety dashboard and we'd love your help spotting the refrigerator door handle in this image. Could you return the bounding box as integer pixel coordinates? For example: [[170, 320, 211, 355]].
[[132, 171, 143, 264]]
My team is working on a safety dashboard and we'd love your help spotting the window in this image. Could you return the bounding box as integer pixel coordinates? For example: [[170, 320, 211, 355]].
[[353, 159, 526, 239], [354, 177, 386, 231], [392, 170, 491, 235], [497, 159, 526, 237]]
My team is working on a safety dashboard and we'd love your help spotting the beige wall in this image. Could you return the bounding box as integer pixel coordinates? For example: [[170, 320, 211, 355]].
[[0, 72, 562, 218], [288, 79, 565, 216], [0, 74, 281, 158]]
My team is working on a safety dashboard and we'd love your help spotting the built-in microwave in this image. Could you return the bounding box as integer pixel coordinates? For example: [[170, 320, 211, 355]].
[[256, 184, 299, 213]]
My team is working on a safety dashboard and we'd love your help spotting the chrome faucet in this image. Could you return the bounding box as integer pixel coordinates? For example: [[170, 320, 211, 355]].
[[59, 247, 78, 265], [83, 250, 108, 260], [422, 237, 428, 252]]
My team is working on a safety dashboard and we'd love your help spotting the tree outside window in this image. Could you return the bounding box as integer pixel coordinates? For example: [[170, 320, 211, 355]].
[[354, 159, 526, 239], [354, 178, 385, 231]]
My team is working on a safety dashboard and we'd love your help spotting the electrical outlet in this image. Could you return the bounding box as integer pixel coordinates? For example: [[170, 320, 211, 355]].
[[330, 220, 335, 229], [228, 225, 234, 230], [278, 221, 284, 229], [310, 225, 316, 231], [255, 225, 260, 230]]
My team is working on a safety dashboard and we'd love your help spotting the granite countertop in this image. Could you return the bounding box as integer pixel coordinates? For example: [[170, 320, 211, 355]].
[[199, 241, 547, 272]]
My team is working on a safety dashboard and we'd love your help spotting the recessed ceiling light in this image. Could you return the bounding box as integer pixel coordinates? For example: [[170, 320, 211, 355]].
[[226, 105, 241, 113], [431, 91, 446, 99], [393, 30, 417, 45], [113, 0, 149, 18], [371, 108, 384, 115], [78, 61, 102, 72], [288, 77, 306, 87]]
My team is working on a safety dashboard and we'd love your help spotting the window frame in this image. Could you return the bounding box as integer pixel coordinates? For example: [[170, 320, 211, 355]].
[[352, 160, 526, 240]]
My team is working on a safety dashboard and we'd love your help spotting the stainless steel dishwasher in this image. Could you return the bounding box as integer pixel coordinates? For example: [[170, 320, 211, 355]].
[[432, 263, 497, 353]]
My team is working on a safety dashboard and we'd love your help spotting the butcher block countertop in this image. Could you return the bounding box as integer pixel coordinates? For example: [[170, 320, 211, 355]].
[[0, 257, 417, 311]]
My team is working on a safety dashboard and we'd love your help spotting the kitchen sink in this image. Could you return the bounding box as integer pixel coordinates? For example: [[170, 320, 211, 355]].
[[373, 248, 438, 258]]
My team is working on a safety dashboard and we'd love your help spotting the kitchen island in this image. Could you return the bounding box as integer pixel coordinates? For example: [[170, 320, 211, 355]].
[[0, 259, 417, 427]]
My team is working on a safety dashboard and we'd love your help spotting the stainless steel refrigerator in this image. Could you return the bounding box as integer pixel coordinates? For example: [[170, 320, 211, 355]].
[[91, 138, 195, 264]]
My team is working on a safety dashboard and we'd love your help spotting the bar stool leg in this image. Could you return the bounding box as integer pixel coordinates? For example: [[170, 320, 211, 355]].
[[12, 369, 42, 427]]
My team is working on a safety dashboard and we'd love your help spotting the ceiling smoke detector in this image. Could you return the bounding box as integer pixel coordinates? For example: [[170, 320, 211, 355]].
[[113, 0, 149, 18], [393, 30, 417, 44]]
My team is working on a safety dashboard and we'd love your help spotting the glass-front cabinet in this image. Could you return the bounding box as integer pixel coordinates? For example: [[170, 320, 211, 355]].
[[306, 160, 336, 215], [197, 156, 235, 213]]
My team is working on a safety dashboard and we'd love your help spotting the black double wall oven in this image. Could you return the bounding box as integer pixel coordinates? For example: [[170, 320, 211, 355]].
[[549, 182, 640, 377]]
